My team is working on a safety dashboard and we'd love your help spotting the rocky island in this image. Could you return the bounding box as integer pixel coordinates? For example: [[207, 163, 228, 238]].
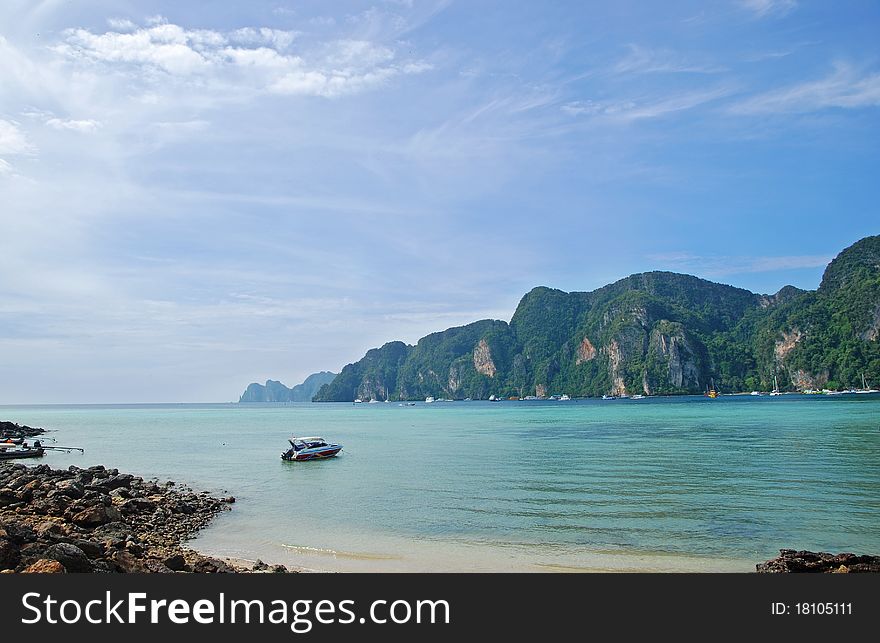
[[239, 371, 337, 403]]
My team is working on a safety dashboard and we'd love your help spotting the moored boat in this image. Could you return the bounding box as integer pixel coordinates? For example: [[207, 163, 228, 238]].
[[0, 445, 44, 460], [770, 375, 782, 396], [282, 437, 342, 461], [705, 378, 719, 398]]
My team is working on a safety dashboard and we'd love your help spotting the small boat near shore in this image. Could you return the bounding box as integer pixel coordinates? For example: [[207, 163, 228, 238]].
[[0, 444, 44, 460], [282, 436, 342, 461]]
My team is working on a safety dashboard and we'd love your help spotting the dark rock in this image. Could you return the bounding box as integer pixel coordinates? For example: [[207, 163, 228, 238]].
[[67, 538, 104, 559], [90, 560, 116, 574], [757, 549, 880, 573], [142, 559, 173, 573], [124, 541, 144, 556], [120, 498, 156, 514], [189, 556, 234, 573], [34, 521, 64, 538], [55, 480, 85, 499], [0, 489, 18, 507], [0, 537, 20, 570], [109, 550, 148, 573], [44, 543, 92, 573], [72, 504, 123, 527], [92, 522, 131, 541], [164, 554, 188, 571]]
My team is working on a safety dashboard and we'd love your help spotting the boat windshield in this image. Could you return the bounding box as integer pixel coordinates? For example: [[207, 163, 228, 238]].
[[290, 437, 328, 449]]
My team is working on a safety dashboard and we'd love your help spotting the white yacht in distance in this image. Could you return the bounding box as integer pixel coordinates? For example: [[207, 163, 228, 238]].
[[559, 394, 571, 401], [425, 396, 435, 403]]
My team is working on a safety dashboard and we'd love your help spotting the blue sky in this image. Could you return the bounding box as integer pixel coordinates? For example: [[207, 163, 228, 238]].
[[1, 0, 878, 403]]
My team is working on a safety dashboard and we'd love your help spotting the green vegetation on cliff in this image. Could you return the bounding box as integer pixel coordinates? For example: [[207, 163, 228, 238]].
[[313, 236, 880, 401]]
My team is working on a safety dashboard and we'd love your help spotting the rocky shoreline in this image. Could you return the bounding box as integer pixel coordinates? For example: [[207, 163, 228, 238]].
[[0, 420, 46, 440], [757, 549, 880, 573], [1, 420, 291, 573]]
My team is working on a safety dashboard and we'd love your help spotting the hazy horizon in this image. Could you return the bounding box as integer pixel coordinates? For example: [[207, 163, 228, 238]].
[[2, 1, 879, 403]]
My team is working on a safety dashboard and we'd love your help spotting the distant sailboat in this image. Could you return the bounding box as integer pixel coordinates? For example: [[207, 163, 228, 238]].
[[770, 375, 782, 396], [857, 373, 879, 393]]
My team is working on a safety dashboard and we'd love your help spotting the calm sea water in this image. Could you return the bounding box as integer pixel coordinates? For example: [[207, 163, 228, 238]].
[[2, 395, 878, 572]]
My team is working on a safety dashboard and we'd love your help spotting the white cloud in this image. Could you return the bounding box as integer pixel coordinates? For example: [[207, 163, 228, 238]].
[[45, 117, 102, 132], [50, 18, 430, 98], [730, 64, 880, 114], [0, 119, 32, 155], [58, 24, 212, 74], [738, 0, 797, 18]]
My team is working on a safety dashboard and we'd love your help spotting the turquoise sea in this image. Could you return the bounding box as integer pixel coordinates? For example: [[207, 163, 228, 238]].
[[2, 395, 878, 572]]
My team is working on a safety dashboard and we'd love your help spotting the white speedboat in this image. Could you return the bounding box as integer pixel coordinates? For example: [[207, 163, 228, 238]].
[[282, 436, 342, 461]]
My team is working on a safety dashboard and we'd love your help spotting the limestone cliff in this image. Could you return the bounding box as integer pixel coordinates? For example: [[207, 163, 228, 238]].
[[473, 339, 497, 377]]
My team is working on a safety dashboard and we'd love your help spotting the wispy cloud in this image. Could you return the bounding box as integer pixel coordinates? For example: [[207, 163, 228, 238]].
[[648, 252, 832, 277], [738, 0, 798, 19], [562, 86, 735, 122], [614, 44, 725, 74], [0, 119, 32, 155], [730, 63, 880, 114], [45, 117, 102, 132], [0, 119, 34, 174]]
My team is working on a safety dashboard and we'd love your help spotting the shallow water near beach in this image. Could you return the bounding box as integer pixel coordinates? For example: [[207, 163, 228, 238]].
[[3, 395, 878, 572]]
